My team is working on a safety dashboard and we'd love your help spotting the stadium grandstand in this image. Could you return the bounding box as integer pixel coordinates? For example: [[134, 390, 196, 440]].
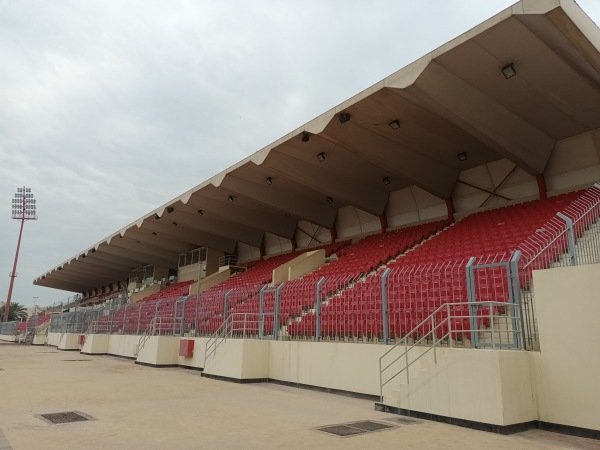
[[3, 0, 600, 439]]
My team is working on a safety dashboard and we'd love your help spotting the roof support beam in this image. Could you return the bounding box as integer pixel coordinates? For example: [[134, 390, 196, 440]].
[[134, 219, 237, 253], [263, 152, 388, 216], [106, 237, 180, 262], [406, 61, 555, 175], [167, 208, 265, 248], [219, 174, 335, 230], [187, 189, 300, 238], [322, 120, 458, 199], [96, 244, 177, 269]]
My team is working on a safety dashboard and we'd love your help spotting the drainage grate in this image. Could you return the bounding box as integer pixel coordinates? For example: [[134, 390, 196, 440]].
[[317, 420, 394, 437], [37, 411, 94, 425]]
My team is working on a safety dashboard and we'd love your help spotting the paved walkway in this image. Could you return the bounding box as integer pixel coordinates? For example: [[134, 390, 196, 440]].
[[0, 344, 597, 450]]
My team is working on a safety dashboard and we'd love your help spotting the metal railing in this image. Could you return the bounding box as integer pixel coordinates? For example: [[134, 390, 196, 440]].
[[42, 185, 600, 352], [0, 321, 17, 336], [379, 300, 522, 402], [517, 184, 600, 347]]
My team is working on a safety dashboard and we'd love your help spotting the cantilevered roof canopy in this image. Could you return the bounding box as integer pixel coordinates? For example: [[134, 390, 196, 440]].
[[34, 0, 600, 293]]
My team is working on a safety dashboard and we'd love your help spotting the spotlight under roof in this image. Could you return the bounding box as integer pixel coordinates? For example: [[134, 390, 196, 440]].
[[228, 195, 234, 203], [301, 132, 310, 143], [265, 177, 273, 185], [338, 112, 351, 123], [501, 63, 516, 80], [388, 120, 401, 130], [382, 177, 391, 185], [326, 196, 334, 204], [317, 152, 325, 162], [457, 152, 468, 162]]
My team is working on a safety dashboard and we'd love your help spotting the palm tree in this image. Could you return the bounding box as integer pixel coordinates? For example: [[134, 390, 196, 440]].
[[0, 302, 28, 322]]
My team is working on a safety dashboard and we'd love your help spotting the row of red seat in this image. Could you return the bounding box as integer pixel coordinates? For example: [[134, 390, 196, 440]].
[[16, 313, 52, 333]]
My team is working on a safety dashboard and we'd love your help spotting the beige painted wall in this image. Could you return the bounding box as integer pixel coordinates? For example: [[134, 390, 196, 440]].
[[203, 339, 270, 380], [269, 341, 388, 396], [48, 331, 60, 347], [137, 336, 180, 366], [295, 221, 331, 249], [107, 334, 141, 358], [58, 333, 82, 351], [386, 186, 447, 229], [545, 128, 600, 194], [82, 334, 110, 354], [189, 267, 231, 295], [454, 159, 538, 214], [337, 206, 380, 239], [130, 284, 161, 303], [533, 264, 600, 431], [178, 262, 202, 283], [272, 250, 325, 283]]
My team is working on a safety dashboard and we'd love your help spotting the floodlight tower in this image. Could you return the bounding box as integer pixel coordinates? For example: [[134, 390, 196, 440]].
[[3, 187, 37, 322]]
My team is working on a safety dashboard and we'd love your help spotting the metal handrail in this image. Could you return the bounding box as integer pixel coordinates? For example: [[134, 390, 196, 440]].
[[203, 312, 276, 367], [379, 301, 518, 402], [204, 317, 230, 366]]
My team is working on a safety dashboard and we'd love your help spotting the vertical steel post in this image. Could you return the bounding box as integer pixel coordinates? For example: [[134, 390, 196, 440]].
[[557, 212, 578, 266], [137, 305, 142, 335], [222, 289, 234, 337], [273, 283, 285, 340], [315, 277, 326, 341], [509, 251, 525, 350], [381, 268, 391, 344], [258, 285, 268, 339], [465, 257, 479, 348]]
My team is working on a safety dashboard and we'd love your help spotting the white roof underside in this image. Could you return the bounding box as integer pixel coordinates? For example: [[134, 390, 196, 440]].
[[35, 0, 600, 293]]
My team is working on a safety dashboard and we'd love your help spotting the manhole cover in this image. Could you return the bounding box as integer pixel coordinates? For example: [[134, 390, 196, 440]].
[[318, 425, 367, 436], [317, 420, 395, 437], [351, 420, 394, 431], [37, 411, 94, 425]]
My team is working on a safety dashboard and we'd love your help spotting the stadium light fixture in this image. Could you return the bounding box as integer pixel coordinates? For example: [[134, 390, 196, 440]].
[[301, 132, 310, 143], [316, 152, 325, 162], [152, 232, 157, 236], [4, 186, 37, 322], [389, 120, 401, 130], [382, 177, 391, 185], [326, 196, 334, 203], [166, 207, 174, 213], [457, 152, 468, 162], [265, 177, 273, 185], [228, 195, 234, 203], [154, 213, 160, 220], [502, 63, 516, 79], [172, 221, 178, 226], [197, 209, 204, 215], [338, 112, 351, 123]]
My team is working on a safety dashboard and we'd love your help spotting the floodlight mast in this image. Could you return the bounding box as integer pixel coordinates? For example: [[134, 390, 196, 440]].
[[3, 187, 37, 322]]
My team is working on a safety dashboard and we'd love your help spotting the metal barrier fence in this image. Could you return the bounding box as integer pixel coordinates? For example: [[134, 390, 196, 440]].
[[50, 185, 600, 349], [518, 184, 600, 347], [0, 321, 17, 336]]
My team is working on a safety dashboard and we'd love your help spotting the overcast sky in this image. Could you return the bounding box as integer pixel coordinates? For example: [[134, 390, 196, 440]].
[[1, 1, 599, 308]]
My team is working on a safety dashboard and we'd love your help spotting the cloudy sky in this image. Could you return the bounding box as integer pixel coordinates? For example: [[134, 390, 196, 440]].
[[1, 0, 599, 308]]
